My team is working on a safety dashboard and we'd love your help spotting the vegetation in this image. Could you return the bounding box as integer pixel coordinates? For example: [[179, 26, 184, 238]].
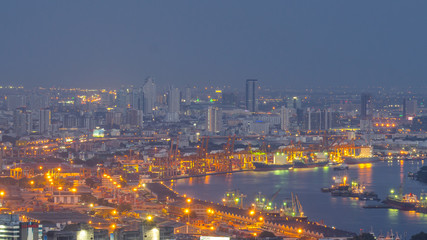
[[416, 166, 427, 183], [352, 233, 376, 240], [411, 232, 427, 240]]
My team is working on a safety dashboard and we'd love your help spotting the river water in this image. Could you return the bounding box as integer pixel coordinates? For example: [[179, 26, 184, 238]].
[[171, 160, 427, 237]]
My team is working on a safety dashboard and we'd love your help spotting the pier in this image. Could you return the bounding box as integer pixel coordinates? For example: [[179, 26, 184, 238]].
[[146, 182, 355, 238]]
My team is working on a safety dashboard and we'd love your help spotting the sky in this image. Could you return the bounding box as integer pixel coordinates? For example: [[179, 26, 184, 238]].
[[0, 1, 426, 89]]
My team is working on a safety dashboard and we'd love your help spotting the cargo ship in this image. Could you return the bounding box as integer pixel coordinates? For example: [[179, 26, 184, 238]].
[[292, 152, 329, 168], [343, 146, 380, 164], [252, 153, 293, 171], [382, 188, 418, 211]]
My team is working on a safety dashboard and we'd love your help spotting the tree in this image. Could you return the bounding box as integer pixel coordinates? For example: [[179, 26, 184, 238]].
[[259, 231, 276, 238], [80, 194, 97, 204], [85, 178, 100, 189], [353, 233, 376, 240], [411, 232, 427, 240], [117, 203, 132, 213]]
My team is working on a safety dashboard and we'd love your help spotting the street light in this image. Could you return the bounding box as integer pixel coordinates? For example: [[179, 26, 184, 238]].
[[0, 191, 5, 206]]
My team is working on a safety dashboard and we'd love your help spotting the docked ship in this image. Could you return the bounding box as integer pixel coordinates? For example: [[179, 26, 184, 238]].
[[322, 175, 379, 200], [222, 190, 247, 208], [343, 146, 380, 164], [383, 188, 418, 211], [252, 191, 307, 221], [280, 193, 307, 220], [252, 153, 293, 171], [415, 193, 427, 213], [292, 152, 329, 168]]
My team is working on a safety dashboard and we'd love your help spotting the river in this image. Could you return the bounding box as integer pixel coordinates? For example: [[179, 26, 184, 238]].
[[171, 160, 427, 237]]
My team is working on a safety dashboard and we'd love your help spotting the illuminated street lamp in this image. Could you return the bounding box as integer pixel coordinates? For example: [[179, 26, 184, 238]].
[[186, 198, 192, 203], [0, 191, 5, 206]]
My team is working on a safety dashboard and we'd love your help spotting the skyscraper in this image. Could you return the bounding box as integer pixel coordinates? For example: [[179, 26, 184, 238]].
[[360, 93, 371, 120], [403, 98, 417, 119], [280, 106, 290, 131], [142, 77, 156, 115], [166, 86, 180, 122], [360, 93, 372, 131], [39, 108, 51, 135], [245, 79, 257, 112], [184, 87, 191, 105], [14, 108, 32, 136], [206, 107, 222, 133], [131, 88, 144, 111]]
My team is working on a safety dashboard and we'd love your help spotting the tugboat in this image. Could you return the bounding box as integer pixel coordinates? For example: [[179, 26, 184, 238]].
[[333, 163, 349, 171], [383, 188, 418, 211], [322, 175, 379, 200]]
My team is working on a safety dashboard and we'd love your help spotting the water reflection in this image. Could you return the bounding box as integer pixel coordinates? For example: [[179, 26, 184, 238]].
[[173, 161, 427, 236]]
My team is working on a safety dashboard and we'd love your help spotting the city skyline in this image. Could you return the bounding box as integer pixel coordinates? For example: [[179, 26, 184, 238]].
[[1, 1, 427, 89]]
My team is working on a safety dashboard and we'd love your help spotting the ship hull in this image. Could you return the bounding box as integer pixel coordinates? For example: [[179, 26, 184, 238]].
[[293, 160, 329, 168], [344, 157, 380, 165], [252, 162, 293, 171], [383, 198, 416, 211]]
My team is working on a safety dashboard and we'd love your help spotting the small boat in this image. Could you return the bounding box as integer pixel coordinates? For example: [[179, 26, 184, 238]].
[[333, 164, 349, 171]]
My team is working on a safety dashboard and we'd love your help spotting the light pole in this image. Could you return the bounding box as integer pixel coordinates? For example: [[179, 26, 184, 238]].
[[0, 191, 5, 207]]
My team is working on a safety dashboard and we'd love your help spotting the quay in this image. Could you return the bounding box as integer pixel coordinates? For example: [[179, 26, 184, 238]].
[[146, 182, 355, 239]]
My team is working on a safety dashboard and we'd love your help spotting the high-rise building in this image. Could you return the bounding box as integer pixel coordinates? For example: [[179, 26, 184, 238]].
[[403, 98, 417, 119], [304, 108, 338, 131], [116, 88, 129, 109], [106, 111, 122, 128], [130, 88, 144, 110], [206, 107, 222, 133], [13, 108, 32, 136], [184, 87, 191, 105], [127, 109, 144, 128], [280, 106, 290, 131], [222, 92, 237, 106], [166, 86, 180, 122], [287, 97, 302, 109], [245, 79, 257, 112], [28, 94, 49, 110], [360, 93, 372, 120], [39, 108, 51, 134], [142, 77, 156, 115], [6, 95, 26, 111], [0, 214, 42, 240], [360, 93, 372, 131]]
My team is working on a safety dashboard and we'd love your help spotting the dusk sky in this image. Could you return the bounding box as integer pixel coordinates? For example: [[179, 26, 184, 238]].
[[1, 1, 426, 89]]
